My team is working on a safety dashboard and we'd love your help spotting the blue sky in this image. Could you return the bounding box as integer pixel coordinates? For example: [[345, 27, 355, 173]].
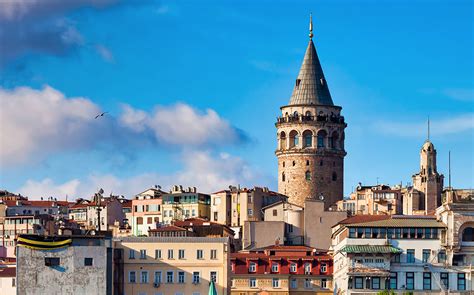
[[0, 0, 473, 199]]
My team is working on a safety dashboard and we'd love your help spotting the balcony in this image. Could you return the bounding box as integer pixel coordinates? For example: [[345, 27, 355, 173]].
[[275, 114, 345, 125]]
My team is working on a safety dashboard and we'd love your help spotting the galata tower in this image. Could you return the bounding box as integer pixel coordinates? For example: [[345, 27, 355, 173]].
[[275, 15, 347, 209]]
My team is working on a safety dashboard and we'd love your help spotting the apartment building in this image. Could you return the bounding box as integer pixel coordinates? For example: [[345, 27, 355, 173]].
[[115, 236, 230, 295], [131, 188, 165, 236], [230, 244, 333, 294], [161, 186, 211, 224], [331, 215, 471, 294], [335, 184, 403, 216]]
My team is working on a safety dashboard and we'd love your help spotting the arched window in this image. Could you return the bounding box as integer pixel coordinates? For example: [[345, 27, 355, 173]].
[[280, 132, 287, 150], [462, 227, 474, 242], [332, 172, 337, 181], [293, 111, 299, 117], [317, 130, 327, 148], [282, 172, 286, 182], [282, 161, 285, 167], [305, 171, 311, 181], [306, 160, 310, 166], [289, 130, 299, 148], [303, 130, 313, 147]]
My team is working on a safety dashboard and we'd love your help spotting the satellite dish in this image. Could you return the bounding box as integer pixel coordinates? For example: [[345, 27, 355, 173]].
[[319, 194, 325, 201]]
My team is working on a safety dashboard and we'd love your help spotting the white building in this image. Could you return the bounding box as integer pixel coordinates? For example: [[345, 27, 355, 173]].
[[331, 215, 471, 294]]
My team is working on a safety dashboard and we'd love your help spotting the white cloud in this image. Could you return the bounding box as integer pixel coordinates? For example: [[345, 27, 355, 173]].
[[95, 44, 114, 63], [376, 114, 474, 137], [16, 151, 270, 199], [119, 103, 244, 146], [0, 85, 246, 166]]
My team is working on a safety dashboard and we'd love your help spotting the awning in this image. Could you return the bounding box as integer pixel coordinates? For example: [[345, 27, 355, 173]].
[[340, 245, 401, 254], [17, 236, 72, 250]]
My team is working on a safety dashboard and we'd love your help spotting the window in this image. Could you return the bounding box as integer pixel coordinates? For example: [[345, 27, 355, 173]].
[[129, 271, 136, 283], [193, 272, 200, 284], [178, 249, 185, 259], [395, 228, 401, 238], [349, 228, 356, 238], [140, 249, 147, 259], [317, 130, 326, 147], [137, 217, 143, 225], [272, 209, 277, 216], [290, 263, 297, 273], [84, 258, 93, 266], [272, 278, 280, 288], [458, 273, 466, 290], [406, 272, 414, 290], [141, 271, 149, 284], [166, 271, 174, 283], [45, 257, 60, 266], [147, 217, 152, 224], [407, 249, 415, 263], [304, 278, 312, 289], [210, 271, 217, 283], [438, 250, 446, 263], [462, 227, 474, 241], [282, 172, 285, 182], [192, 209, 196, 217], [178, 271, 185, 283], [303, 130, 312, 147], [320, 263, 327, 273], [155, 249, 162, 259], [391, 254, 400, 263], [306, 160, 310, 166], [423, 272, 431, 290], [129, 249, 135, 259], [210, 249, 217, 260], [441, 272, 449, 289], [197, 249, 203, 259], [247, 209, 253, 216], [289, 130, 299, 148], [321, 278, 327, 289], [355, 277, 363, 289], [249, 262, 256, 272], [304, 262, 311, 274], [249, 277, 256, 288], [364, 228, 371, 238], [422, 249, 430, 263], [372, 277, 380, 289], [305, 171, 311, 181], [332, 172, 337, 181], [271, 262, 279, 272], [11, 278, 15, 287], [168, 249, 174, 259], [154, 271, 162, 284], [389, 272, 397, 289], [290, 278, 297, 289]]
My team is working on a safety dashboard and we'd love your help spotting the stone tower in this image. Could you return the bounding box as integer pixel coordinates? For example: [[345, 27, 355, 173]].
[[412, 135, 444, 213], [275, 16, 347, 209]]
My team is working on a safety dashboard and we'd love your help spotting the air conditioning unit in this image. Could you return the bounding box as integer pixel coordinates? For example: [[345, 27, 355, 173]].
[[153, 282, 160, 288]]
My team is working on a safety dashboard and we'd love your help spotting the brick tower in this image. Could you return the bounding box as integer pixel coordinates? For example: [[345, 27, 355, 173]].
[[275, 15, 347, 209]]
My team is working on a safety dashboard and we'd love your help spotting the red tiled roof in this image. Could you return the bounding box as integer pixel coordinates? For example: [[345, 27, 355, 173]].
[[70, 203, 88, 209], [149, 225, 187, 232], [0, 267, 16, 277]]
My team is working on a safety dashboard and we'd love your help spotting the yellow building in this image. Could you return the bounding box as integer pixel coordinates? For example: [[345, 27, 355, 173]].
[[161, 186, 211, 224], [115, 236, 229, 295]]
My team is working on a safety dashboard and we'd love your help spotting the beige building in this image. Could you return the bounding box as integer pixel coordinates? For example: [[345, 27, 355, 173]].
[[263, 201, 305, 245], [335, 184, 403, 216], [275, 18, 346, 209], [115, 236, 230, 295], [161, 186, 211, 224]]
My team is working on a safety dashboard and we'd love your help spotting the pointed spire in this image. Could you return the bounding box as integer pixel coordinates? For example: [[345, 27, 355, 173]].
[[289, 15, 333, 106]]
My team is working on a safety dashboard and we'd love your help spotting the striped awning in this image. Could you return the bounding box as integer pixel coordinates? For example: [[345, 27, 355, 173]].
[[17, 236, 72, 250], [340, 245, 401, 254]]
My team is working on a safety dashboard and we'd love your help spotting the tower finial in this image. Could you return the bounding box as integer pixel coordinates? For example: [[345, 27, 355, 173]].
[[309, 13, 314, 39], [427, 116, 430, 141]]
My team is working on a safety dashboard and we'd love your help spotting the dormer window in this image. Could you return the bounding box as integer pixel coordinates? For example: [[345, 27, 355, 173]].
[[249, 262, 256, 273], [271, 262, 279, 273], [296, 79, 301, 87]]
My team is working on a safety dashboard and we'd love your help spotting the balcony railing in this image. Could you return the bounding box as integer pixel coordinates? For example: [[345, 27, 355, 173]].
[[276, 114, 345, 124]]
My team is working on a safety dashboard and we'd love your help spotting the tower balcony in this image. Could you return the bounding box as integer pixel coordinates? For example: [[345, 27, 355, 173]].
[[275, 146, 347, 157], [275, 114, 345, 126]]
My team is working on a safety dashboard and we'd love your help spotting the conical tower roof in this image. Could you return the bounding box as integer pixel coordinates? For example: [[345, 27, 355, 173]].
[[289, 26, 333, 106]]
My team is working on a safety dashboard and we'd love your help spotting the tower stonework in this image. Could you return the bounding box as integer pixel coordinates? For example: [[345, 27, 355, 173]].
[[275, 20, 347, 209], [412, 140, 444, 213]]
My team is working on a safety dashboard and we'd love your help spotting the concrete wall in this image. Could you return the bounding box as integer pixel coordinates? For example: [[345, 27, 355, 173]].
[[304, 200, 347, 250], [17, 237, 112, 295], [243, 221, 285, 249]]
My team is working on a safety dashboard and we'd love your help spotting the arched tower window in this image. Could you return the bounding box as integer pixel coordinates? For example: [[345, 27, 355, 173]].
[[332, 172, 337, 181], [280, 132, 287, 150], [317, 130, 327, 148], [462, 227, 474, 242], [282, 161, 285, 167], [303, 130, 313, 147], [305, 171, 311, 181], [289, 130, 299, 148], [306, 160, 310, 166], [282, 172, 286, 182]]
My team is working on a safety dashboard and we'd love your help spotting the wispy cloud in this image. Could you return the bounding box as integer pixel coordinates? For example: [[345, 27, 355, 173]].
[[375, 114, 474, 137], [95, 44, 115, 63], [442, 88, 474, 102], [17, 150, 269, 199], [0, 85, 248, 166]]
